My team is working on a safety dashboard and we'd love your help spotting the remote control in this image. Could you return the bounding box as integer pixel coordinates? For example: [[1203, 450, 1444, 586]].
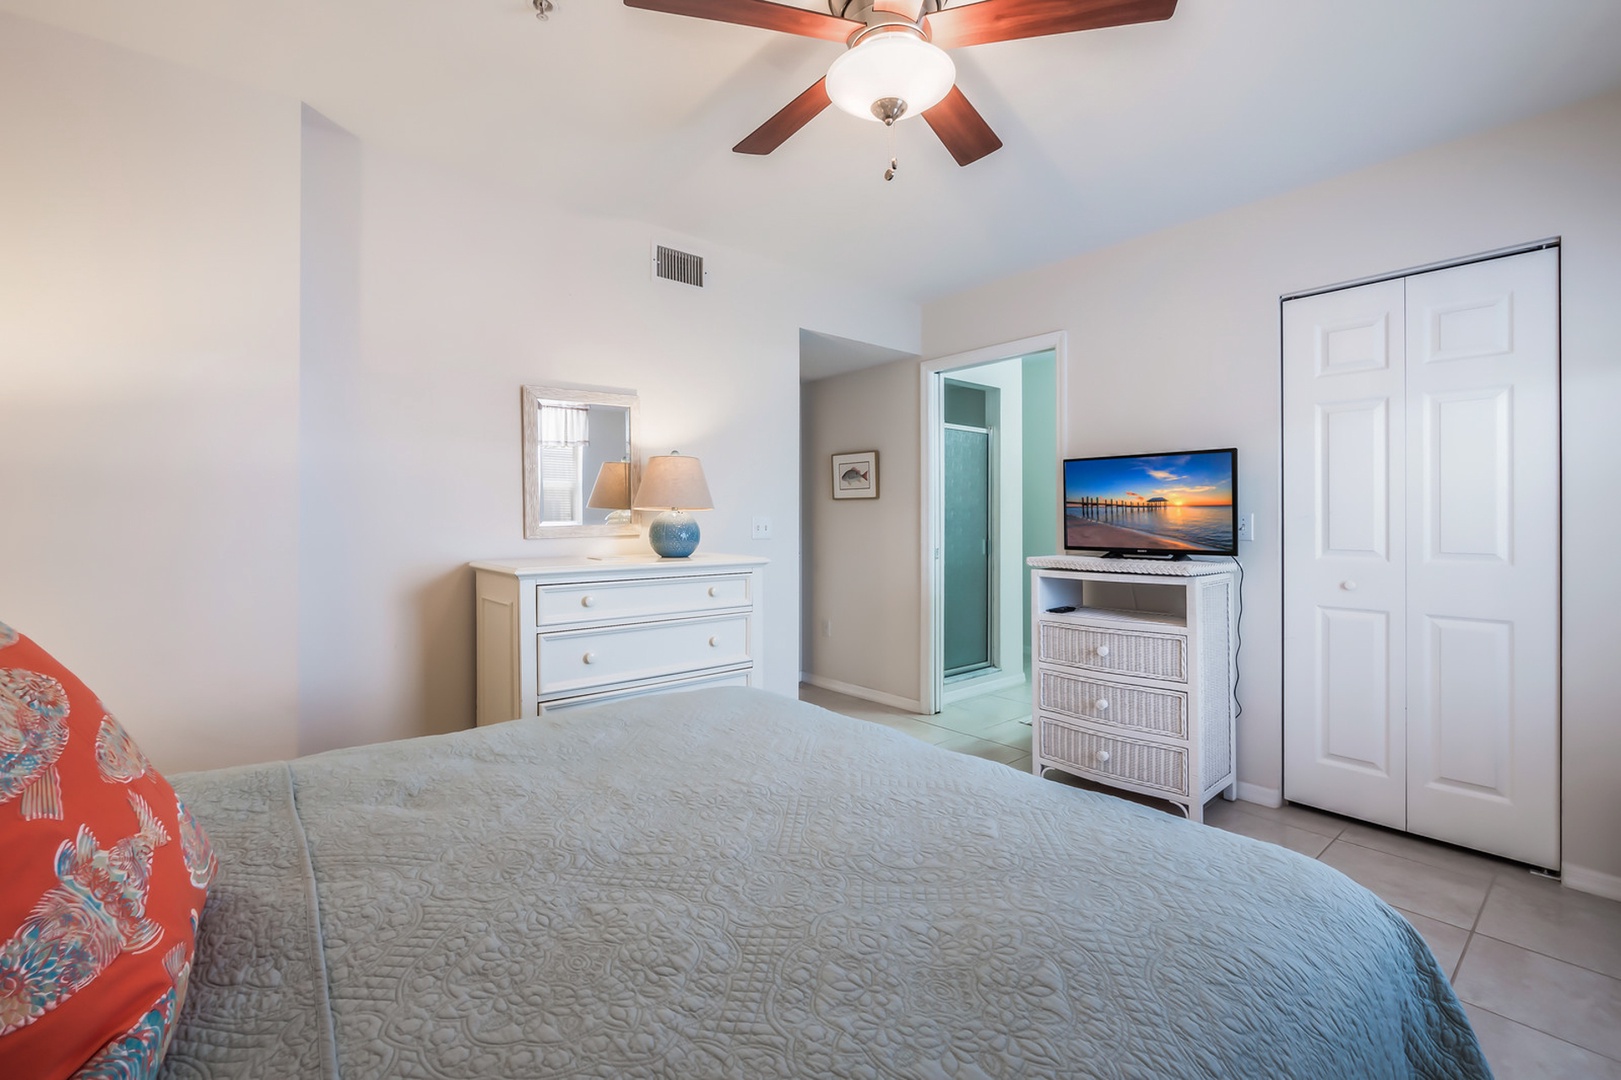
[[1046, 605, 1077, 613]]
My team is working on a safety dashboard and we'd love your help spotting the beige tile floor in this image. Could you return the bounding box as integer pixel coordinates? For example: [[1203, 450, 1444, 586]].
[[799, 679, 1621, 1080]]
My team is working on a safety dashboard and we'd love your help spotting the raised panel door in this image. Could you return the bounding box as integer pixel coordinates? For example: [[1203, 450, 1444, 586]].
[[1404, 249, 1559, 867], [1283, 279, 1407, 828]]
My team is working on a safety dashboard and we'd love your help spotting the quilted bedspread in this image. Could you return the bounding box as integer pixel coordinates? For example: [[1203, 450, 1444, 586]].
[[162, 687, 1490, 1079]]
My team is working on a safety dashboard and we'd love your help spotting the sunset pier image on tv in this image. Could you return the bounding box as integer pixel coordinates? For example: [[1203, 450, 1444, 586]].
[[1063, 449, 1237, 556]]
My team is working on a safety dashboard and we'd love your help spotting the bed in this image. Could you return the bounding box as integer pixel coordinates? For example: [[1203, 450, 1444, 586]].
[[159, 687, 1489, 1079]]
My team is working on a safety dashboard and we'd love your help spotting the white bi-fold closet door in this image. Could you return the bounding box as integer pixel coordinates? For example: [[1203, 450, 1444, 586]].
[[1282, 247, 1559, 869]]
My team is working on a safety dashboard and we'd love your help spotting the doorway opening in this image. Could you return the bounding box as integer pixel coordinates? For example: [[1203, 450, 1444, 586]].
[[920, 334, 1065, 714]]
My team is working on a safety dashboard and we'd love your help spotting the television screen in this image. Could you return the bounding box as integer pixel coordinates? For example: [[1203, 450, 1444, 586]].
[[1063, 449, 1237, 556]]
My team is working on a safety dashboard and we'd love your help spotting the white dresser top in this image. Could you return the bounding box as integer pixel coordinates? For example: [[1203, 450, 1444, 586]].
[[471, 553, 768, 579]]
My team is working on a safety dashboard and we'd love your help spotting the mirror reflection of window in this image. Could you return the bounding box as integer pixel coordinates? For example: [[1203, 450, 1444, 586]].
[[538, 444, 583, 524], [536, 402, 590, 526]]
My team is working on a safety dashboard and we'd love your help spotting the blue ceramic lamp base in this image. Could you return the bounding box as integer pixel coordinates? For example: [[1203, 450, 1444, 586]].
[[648, 510, 701, 558]]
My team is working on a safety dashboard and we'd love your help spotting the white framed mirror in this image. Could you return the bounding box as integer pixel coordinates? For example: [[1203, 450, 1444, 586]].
[[521, 384, 639, 539]]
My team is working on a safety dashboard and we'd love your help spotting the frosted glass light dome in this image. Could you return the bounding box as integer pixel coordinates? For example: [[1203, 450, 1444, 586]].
[[825, 32, 956, 122]]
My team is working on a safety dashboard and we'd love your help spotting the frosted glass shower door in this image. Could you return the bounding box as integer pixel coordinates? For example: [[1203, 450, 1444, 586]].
[[944, 425, 992, 677]]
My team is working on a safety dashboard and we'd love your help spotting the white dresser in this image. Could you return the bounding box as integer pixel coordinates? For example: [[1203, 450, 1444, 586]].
[[471, 554, 767, 723], [1029, 559, 1237, 822]]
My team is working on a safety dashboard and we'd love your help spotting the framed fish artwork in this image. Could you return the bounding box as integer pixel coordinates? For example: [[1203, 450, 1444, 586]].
[[831, 451, 878, 499]]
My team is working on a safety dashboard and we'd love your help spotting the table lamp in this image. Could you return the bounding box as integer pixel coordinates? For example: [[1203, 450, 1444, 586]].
[[633, 452, 713, 558], [586, 460, 633, 524]]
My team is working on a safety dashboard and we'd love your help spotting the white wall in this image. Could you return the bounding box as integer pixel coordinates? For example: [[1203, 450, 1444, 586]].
[[0, 15, 303, 770], [1020, 351, 1061, 662], [294, 132, 918, 752], [1, 14, 920, 769], [922, 89, 1621, 886], [801, 357, 923, 706]]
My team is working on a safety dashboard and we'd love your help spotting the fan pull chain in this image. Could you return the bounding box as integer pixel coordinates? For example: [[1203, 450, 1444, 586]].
[[884, 123, 898, 182]]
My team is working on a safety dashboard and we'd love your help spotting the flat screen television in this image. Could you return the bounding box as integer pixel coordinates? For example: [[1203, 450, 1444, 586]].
[[1062, 448, 1238, 557]]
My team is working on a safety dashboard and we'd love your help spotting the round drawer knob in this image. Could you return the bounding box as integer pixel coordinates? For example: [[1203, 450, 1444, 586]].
[[582, 652, 596, 665], [708, 585, 719, 597], [581, 595, 595, 607], [1096, 645, 1110, 658], [1096, 750, 1111, 764], [1095, 699, 1110, 711], [1341, 580, 1358, 592], [708, 636, 719, 647]]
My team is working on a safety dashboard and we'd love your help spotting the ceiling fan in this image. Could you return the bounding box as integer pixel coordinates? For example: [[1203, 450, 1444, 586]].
[[623, 0, 1178, 169]]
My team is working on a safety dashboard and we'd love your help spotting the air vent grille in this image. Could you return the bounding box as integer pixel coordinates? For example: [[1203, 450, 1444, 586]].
[[654, 245, 706, 288]]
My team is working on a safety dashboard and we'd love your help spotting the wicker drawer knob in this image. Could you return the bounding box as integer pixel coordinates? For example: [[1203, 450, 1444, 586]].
[[582, 651, 597, 665], [1095, 750, 1112, 764], [708, 636, 719, 647], [581, 595, 595, 608], [1095, 645, 1111, 658], [708, 585, 719, 597], [1095, 699, 1110, 711]]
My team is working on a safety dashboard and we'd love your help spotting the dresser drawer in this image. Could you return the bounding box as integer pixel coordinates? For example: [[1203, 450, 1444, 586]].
[[536, 573, 751, 627], [537, 613, 751, 697], [539, 668, 751, 715], [1037, 622, 1187, 682], [1038, 669, 1188, 739], [1037, 716, 1188, 796]]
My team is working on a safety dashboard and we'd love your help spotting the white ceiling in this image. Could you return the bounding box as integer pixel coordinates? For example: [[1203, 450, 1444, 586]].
[[7, 0, 1621, 305], [800, 328, 919, 381]]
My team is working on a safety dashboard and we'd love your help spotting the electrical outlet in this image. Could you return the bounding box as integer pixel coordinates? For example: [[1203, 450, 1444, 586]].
[[751, 516, 772, 539], [1237, 513, 1255, 542]]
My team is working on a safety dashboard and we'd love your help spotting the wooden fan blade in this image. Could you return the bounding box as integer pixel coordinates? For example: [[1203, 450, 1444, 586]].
[[734, 78, 832, 155], [926, 0, 1177, 50], [624, 0, 859, 43], [872, 0, 926, 21], [922, 85, 1002, 166]]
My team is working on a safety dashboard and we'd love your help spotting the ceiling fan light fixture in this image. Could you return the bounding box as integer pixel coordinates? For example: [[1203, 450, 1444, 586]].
[[825, 31, 955, 123]]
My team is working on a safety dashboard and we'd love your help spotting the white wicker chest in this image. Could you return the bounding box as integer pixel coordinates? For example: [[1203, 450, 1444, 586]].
[[1029, 558, 1238, 822], [471, 554, 767, 723]]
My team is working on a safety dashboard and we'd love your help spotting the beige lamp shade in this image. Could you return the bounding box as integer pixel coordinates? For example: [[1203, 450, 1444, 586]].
[[633, 452, 714, 511], [586, 460, 632, 510]]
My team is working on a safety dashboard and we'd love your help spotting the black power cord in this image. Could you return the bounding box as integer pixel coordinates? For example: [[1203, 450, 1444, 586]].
[[1228, 556, 1244, 720]]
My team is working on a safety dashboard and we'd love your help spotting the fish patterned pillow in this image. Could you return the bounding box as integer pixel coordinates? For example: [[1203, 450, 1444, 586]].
[[0, 622, 215, 1080]]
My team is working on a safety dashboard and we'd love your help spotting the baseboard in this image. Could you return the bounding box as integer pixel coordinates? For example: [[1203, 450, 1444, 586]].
[[1562, 863, 1621, 901], [1235, 782, 1283, 809], [800, 674, 924, 714]]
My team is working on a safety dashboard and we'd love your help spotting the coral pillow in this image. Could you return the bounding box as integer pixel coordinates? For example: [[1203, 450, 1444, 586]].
[[0, 622, 215, 1080]]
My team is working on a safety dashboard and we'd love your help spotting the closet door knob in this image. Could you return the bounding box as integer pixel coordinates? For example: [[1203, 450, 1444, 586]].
[[1341, 581, 1358, 592], [582, 652, 596, 665], [1096, 645, 1111, 659], [1095, 750, 1112, 765], [581, 595, 595, 608]]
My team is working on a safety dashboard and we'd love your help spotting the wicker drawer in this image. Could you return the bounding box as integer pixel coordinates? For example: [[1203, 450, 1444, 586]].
[[537, 613, 751, 697], [1037, 622, 1187, 682], [1037, 716, 1188, 797], [1038, 669, 1188, 739], [536, 574, 750, 627]]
